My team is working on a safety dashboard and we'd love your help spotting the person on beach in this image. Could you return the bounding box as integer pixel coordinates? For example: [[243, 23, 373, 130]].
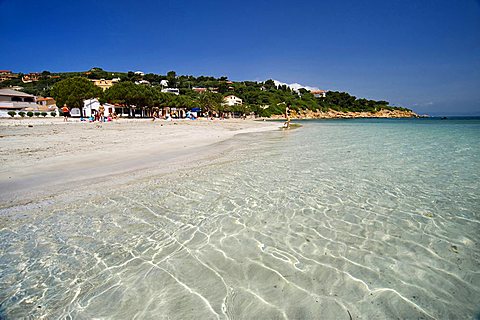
[[152, 110, 158, 121], [98, 105, 105, 122], [62, 105, 70, 122], [284, 105, 291, 128]]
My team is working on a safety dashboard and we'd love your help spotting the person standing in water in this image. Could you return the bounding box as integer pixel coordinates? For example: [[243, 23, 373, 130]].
[[284, 105, 291, 128]]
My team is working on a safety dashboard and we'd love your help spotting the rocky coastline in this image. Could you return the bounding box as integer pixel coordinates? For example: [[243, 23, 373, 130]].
[[270, 108, 419, 119]]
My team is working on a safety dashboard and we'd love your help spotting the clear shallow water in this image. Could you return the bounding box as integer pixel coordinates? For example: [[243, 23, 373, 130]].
[[1, 118, 479, 319]]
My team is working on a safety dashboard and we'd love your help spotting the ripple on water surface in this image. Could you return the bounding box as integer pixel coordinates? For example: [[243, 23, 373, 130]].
[[1, 118, 479, 319]]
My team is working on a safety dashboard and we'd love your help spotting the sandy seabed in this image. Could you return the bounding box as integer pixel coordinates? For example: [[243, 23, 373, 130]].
[[0, 117, 280, 206]]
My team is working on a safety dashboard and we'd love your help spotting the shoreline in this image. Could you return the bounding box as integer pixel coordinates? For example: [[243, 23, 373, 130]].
[[0, 118, 280, 207]]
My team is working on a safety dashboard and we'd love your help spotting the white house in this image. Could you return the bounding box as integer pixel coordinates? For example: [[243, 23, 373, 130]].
[[161, 88, 180, 95], [82, 98, 117, 117], [223, 95, 242, 106], [310, 90, 327, 98], [135, 80, 150, 85], [0, 88, 37, 117]]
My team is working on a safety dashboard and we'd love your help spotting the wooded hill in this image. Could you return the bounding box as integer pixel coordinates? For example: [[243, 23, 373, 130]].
[[0, 68, 411, 117]]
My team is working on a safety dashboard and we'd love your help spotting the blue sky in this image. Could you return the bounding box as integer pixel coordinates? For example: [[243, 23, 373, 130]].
[[1, 0, 479, 115]]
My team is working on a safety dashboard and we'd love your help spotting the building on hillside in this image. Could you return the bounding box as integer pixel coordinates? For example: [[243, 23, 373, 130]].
[[160, 79, 168, 87], [161, 88, 180, 95], [0, 88, 36, 116], [223, 95, 242, 106], [135, 80, 150, 85], [192, 87, 207, 94], [21, 73, 40, 83], [90, 78, 120, 91], [0, 70, 18, 82], [134, 71, 145, 76], [310, 90, 327, 98], [36, 97, 57, 111]]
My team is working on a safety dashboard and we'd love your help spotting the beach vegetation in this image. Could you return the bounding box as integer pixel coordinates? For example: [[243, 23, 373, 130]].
[[104, 81, 154, 117], [27, 111, 33, 117], [41, 112, 47, 117], [197, 91, 224, 116], [7, 111, 16, 117], [51, 77, 102, 117], [1, 67, 412, 118], [19, 111, 26, 117], [50, 111, 57, 117], [34, 112, 41, 117], [166, 71, 177, 88]]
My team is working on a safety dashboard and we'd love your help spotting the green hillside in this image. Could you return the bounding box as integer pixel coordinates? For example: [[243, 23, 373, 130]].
[[0, 68, 411, 116]]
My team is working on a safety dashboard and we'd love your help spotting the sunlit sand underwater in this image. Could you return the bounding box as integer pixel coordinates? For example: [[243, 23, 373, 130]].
[[1, 118, 479, 319]]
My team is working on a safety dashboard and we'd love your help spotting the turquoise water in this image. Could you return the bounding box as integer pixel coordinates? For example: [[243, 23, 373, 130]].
[[1, 118, 479, 319]]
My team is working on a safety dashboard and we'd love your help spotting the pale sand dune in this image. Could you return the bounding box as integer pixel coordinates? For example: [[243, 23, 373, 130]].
[[0, 118, 280, 206]]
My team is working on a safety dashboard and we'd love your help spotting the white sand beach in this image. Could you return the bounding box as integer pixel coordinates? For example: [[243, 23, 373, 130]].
[[0, 117, 280, 206]]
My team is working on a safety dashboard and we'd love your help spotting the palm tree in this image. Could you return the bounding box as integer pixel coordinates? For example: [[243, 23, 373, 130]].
[[198, 92, 223, 117]]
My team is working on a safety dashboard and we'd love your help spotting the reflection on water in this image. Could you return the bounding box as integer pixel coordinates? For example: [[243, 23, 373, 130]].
[[1, 119, 479, 319]]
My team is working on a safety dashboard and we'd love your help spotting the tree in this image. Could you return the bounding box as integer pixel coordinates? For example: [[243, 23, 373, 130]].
[[144, 73, 162, 84], [263, 79, 276, 90], [105, 82, 155, 117], [198, 92, 224, 116], [167, 71, 177, 88], [50, 77, 102, 117], [218, 82, 229, 94], [131, 85, 155, 116], [104, 81, 137, 117], [152, 88, 174, 108]]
